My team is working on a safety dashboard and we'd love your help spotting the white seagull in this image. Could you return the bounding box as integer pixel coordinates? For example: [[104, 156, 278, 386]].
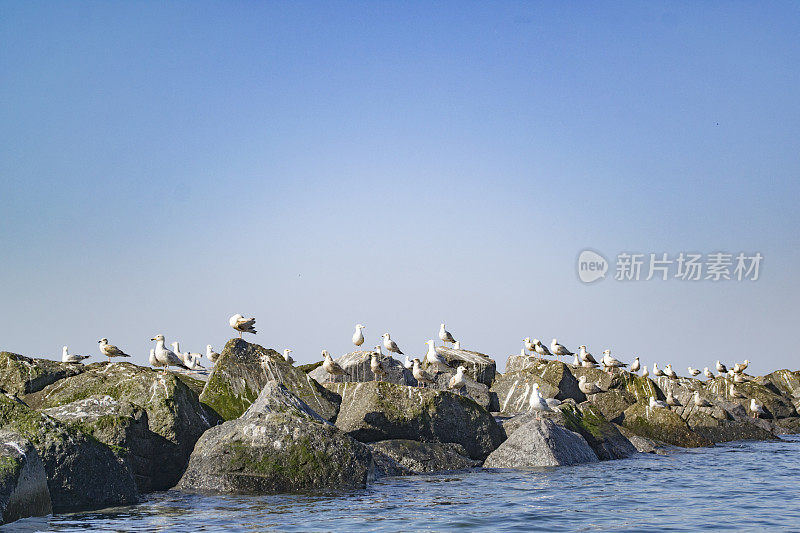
[[282, 349, 294, 365], [382, 333, 404, 356], [694, 391, 713, 408], [448, 366, 467, 390], [664, 364, 677, 379], [703, 367, 714, 380], [602, 349, 627, 372], [98, 338, 131, 363], [62, 346, 90, 364], [666, 390, 681, 406], [579, 345, 598, 365], [425, 339, 447, 366], [716, 360, 728, 374], [550, 339, 574, 359], [750, 399, 766, 418], [412, 358, 434, 388], [578, 376, 603, 395], [206, 345, 220, 364], [370, 351, 387, 381], [523, 337, 535, 354], [403, 355, 413, 370], [151, 335, 188, 373], [439, 323, 456, 346], [533, 339, 552, 357], [352, 324, 365, 347], [641, 365, 649, 378], [688, 367, 701, 377], [730, 384, 746, 399], [322, 350, 348, 383], [229, 314, 257, 338], [653, 363, 665, 377], [528, 383, 553, 416], [630, 357, 640, 373]]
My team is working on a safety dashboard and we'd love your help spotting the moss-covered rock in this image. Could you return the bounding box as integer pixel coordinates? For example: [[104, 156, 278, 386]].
[[333, 381, 504, 460], [0, 351, 85, 395], [559, 403, 637, 460], [243, 380, 331, 424], [586, 389, 637, 424], [704, 377, 797, 419], [27, 362, 219, 491], [0, 429, 51, 525], [0, 393, 138, 512], [369, 440, 480, 473], [611, 372, 664, 403], [621, 401, 711, 448], [200, 339, 340, 421], [177, 410, 375, 494]]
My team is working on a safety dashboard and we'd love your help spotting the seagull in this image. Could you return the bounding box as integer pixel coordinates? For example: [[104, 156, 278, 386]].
[[739, 359, 750, 372], [579, 345, 598, 365], [650, 396, 668, 409], [581, 358, 598, 368], [370, 351, 387, 381], [641, 365, 649, 378], [578, 376, 603, 394], [184, 352, 205, 370], [448, 366, 467, 390], [750, 399, 766, 418], [282, 349, 294, 365], [98, 338, 131, 363], [170, 341, 187, 361], [653, 363, 665, 377], [528, 383, 553, 417], [382, 333, 403, 355], [693, 391, 713, 408], [523, 337, 535, 354], [403, 355, 413, 370], [148, 348, 160, 368], [550, 339, 573, 359], [666, 390, 681, 406], [412, 358, 434, 388], [688, 367, 701, 377], [602, 350, 627, 372], [730, 384, 746, 399], [703, 367, 714, 380], [716, 360, 728, 374], [352, 324, 365, 347], [425, 339, 447, 366], [206, 345, 220, 364], [533, 339, 552, 357], [572, 353, 580, 366], [734, 372, 747, 383], [229, 314, 257, 338], [453, 340, 461, 350], [630, 357, 640, 373], [151, 335, 188, 374], [439, 323, 456, 346], [664, 364, 677, 379], [322, 350, 348, 383], [733, 360, 750, 374], [62, 346, 89, 364]]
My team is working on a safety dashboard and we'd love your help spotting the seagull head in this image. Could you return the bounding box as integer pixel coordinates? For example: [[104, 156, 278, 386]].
[[98, 338, 108, 344], [743, 359, 750, 365], [283, 349, 292, 356], [356, 324, 364, 330], [532, 338, 540, 345], [440, 323, 446, 328], [322, 350, 330, 359], [151, 335, 164, 342], [578, 376, 586, 383], [382, 333, 390, 339], [426, 339, 435, 347], [457, 365, 465, 374], [603, 349, 610, 355], [62, 346, 68, 354], [523, 337, 530, 343]]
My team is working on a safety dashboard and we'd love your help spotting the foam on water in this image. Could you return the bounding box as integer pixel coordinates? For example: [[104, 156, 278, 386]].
[[10, 436, 800, 532]]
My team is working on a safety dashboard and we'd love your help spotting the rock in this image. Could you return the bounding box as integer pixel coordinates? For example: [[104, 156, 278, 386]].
[[177, 389, 375, 494], [621, 402, 712, 448], [483, 418, 598, 468], [42, 395, 156, 491], [559, 403, 637, 460], [615, 426, 673, 455], [760, 369, 800, 399], [200, 339, 340, 421], [771, 417, 800, 435], [27, 362, 218, 491], [308, 350, 414, 386], [430, 370, 491, 410], [504, 353, 540, 373], [334, 381, 504, 460], [489, 365, 571, 414], [0, 351, 85, 395], [369, 440, 480, 473], [587, 389, 637, 424], [611, 372, 663, 404], [705, 377, 797, 419], [369, 448, 414, 478], [0, 393, 138, 512], [0, 430, 51, 525], [434, 347, 496, 386]]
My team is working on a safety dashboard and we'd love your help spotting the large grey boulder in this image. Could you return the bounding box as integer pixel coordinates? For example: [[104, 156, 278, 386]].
[[178, 382, 374, 494], [504, 353, 540, 373], [0, 393, 138, 512], [200, 339, 340, 421], [483, 418, 599, 468], [0, 430, 51, 525], [434, 347, 496, 386], [27, 362, 218, 491], [309, 350, 415, 386], [0, 351, 85, 395], [559, 403, 637, 460], [490, 360, 585, 413], [369, 440, 480, 474], [334, 381, 505, 460]]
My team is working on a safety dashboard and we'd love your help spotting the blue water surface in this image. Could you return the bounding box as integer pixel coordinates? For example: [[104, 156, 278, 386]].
[[8, 436, 800, 532]]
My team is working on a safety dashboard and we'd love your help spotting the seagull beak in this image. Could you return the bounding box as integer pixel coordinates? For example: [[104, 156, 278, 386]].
[[150, 337, 156, 341]]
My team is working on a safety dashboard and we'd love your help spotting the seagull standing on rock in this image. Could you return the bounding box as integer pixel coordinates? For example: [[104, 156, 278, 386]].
[[382, 333, 403, 356], [601, 350, 627, 372], [352, 324, 365, 347], [630, 357, 640, 373], [98, 338, 131, 363], [716, 360, 728, 374], [448, 366, 467, 391], [664, 364, 677, 379], [151, 335, 188, 374], [579, 345, 598, 365], [641, 365, 649, 378], [523, 337, 535, 354], [666, 390, 681, 406], [322, 350, 348, 383], [528, 383, 553, 417], [550, 339, 573, 360], [229, 314, 256, 338], [704, 367, 714, 380], [425, 340, 448, 367], [206, 345, 220, 364], [750, 399, 766, 418], [694, 391, 713, 408], [439, 323, 456, 346], [533, 339, 552, 358], [282, 349, 294, 365], [730, 384, 746, 399], [412, 358, 434, 388], [403, 355, 413, 370], [370, 351, 387, 381], [653, 363, 665, 377], [578, 376, 603, 394], [688, 367, 701, 377], [453, 340, 461, 350], [62, 346, 90, 364]]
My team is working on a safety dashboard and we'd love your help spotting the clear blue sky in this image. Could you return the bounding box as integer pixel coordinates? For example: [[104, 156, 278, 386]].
[[1, 2, 798, 375]]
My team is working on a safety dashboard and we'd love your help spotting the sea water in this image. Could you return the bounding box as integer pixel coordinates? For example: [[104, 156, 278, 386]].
[[9, 435, 800, 532]]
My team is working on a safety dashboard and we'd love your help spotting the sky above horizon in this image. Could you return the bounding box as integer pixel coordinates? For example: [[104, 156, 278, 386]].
[[1, 2, 799, 375]]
